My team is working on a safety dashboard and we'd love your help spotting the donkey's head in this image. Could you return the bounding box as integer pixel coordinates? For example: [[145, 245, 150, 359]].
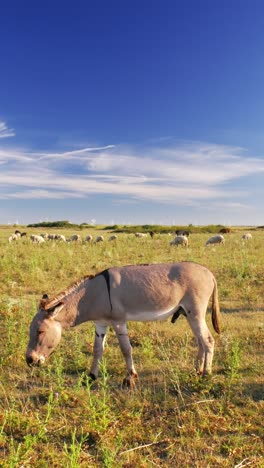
[[25, 294, 65, 366]]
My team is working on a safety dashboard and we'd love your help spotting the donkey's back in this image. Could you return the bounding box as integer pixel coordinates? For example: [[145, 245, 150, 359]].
[[108, 262, 218, 324]]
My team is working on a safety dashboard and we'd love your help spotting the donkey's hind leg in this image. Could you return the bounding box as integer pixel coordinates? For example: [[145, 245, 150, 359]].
[[187, 315, 215, 375], [112, 322, 138, 387], [196, 336, 206, 375]]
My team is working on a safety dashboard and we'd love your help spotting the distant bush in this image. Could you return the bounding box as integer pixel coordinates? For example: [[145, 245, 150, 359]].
[[27, 220, 81, 229], [108, 224, 226, 234], [79, 223, 96, 229], [26, 221, 227, 234], [103, 225, 121, 230]]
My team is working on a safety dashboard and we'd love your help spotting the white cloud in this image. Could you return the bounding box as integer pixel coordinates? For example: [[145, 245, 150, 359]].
[[0, 121, 15, 138], [0, 139, 263, 208], [82, 144, 264, 185]]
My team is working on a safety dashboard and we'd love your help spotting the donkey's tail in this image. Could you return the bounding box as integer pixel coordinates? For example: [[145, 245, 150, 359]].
[[211, 277, 221, 334]]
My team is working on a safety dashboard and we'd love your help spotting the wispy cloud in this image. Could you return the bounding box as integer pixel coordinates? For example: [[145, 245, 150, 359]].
[[0, 121, 15, 138], [81, 145, 264, 185], [38, 145, 115, 160], [0, 137, 263, 208], [3, 189, 85, 200]]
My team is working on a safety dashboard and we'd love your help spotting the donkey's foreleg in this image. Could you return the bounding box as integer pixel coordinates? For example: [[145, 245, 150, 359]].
[[88, 323, 108, 380], [112, 322, 138, 387]]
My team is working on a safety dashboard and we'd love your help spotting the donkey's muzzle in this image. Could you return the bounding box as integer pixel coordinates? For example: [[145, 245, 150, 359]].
[[26, 356, 34, 366], [26, 354, 44, 367]]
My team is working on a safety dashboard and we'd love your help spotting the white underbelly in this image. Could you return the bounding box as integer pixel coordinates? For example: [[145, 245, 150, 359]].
[[126, 307, 176, 322]]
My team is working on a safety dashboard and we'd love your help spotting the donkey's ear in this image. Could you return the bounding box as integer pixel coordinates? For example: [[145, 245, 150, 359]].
[[39, 294, 49, 309], [45, 302, 65, 319]]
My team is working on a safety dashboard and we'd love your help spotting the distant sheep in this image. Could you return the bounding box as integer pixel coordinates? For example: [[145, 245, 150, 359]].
[[30, 234, 45, 244], [69, 234, 82, 242], [242, 233, 252, 241], [175, 230, 190, 237], [219, 228, 231, 234], [135, 232, 148, 238], [47, 234, 56, 240], [95, 235, 104, 243], [40, 233, 49, 240], [109, 235, 117, 241], [170, 235, 188, 247], [55, 234, 66, 242], [8, 234, 18, 243], [205, 234, 225, 246], [8, 231, 27, 242], [85, 235, 93, 242]]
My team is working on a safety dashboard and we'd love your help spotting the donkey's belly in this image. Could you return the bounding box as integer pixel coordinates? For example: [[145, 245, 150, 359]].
[[126, 306, 177, 322]]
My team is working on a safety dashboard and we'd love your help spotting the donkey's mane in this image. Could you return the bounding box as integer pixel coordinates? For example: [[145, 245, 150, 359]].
[[42, 274, 95, 310], [41, 264, 152, 310]]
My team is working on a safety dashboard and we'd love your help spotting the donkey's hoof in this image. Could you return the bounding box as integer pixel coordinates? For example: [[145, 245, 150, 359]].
[[202, 371, 212, 379], [81, 372, 96, 387], [122, 373, 138, 389]]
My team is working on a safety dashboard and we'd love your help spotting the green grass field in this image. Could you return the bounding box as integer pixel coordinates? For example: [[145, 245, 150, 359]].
[[0, 226, 263, 467]]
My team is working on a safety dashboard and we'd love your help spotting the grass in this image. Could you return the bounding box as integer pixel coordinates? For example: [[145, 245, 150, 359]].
[[0, 226, 263, 466]]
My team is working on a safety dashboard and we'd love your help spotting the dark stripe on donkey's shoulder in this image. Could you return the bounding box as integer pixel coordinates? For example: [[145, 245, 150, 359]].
[[99, 269, 113, 310]]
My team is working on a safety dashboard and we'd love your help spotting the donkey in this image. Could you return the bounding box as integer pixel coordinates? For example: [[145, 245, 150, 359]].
[[26, 262, 221, 386]]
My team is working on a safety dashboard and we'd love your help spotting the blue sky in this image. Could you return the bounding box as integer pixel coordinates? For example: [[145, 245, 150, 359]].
[[1, 0, 264, 226]]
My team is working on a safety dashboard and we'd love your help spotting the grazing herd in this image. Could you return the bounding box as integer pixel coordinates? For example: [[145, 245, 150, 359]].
[[7, 229, 255, 247], [7, 231, 115, 244]]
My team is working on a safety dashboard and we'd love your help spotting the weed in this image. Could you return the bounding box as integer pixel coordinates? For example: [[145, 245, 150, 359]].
[[63, 427, 88, 467], [83, 360, 113, 434], [223, 338, 242, 381]]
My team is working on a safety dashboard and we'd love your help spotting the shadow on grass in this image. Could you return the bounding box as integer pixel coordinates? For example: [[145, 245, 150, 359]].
[[63, 366, 87, 376], [242, 383, 264, 402], [221, 307, 264, 313]]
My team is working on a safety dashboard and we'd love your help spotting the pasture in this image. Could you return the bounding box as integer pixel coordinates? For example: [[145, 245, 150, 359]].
[[0, 226, 263, 467]]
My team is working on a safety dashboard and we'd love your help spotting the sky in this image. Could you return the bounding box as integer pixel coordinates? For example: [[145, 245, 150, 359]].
[[1, 0, 264, 226]]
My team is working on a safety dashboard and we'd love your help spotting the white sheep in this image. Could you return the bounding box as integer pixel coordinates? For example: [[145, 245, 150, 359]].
[[135, 232, 148, 238], [55, 234, 66, 242], [85, 235, 93, 242], [170, 235, 188, 247], [109, 235, 117, 241], [205, 234, 225, 246], [8, 234, 18, 243], [40, 233, 49, 240], [30, 235, 45, 244], [242, 233, 252, 241], [69, 234, 82, 242], [95, 235, 104, 243]]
